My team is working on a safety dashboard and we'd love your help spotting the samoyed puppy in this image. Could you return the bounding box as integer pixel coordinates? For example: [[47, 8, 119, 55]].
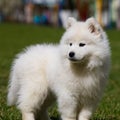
[[7, 17, 110, 120]]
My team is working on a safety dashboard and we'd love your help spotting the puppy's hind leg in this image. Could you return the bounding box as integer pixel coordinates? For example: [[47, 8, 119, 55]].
[[17, 76, 49, 120]]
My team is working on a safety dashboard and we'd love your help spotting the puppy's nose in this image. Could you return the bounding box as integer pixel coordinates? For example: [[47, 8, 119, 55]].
[[69, 52, 75, 58]]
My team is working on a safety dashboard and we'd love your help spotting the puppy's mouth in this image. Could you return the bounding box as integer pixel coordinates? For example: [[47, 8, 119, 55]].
[[69, 58, 79, 62], [68, 56, 87, 63]]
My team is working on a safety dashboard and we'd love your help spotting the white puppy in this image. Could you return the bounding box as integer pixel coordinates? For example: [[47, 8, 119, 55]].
[[7, 17, 111, 120]]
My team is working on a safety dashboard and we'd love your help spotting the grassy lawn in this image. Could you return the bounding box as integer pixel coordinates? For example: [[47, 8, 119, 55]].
[[0, 23, 120, 120]]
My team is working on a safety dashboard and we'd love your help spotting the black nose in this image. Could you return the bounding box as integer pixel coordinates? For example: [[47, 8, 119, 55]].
[[69, 52, 75, 58]]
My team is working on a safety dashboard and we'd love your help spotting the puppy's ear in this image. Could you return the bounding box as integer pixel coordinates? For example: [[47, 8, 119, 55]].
[[86, 17, 101, 35], [66, 17, 77, 29]]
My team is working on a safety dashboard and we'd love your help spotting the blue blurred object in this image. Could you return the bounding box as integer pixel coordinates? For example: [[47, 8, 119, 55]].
[[41, 14, 48, 24], [33, 15, 41, 24], [33, 14, 48, 24]]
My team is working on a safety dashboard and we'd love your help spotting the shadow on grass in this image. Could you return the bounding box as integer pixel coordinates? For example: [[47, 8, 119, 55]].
[[50, 117, 61, 120]]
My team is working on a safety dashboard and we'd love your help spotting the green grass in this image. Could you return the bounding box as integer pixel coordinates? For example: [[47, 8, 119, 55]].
[[0, 23, 120, 120]]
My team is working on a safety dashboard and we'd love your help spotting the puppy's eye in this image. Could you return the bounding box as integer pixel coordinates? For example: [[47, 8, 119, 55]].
[[70, 43, 72, 46], [79, 43, 86, 47]]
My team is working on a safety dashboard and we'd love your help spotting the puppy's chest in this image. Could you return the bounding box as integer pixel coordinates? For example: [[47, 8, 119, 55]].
[[65, 71, 100, 97], [65, 74, 89, 90]]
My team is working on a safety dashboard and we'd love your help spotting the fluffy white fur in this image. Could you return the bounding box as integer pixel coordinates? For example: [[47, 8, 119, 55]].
[[7, 17, 111, 120]]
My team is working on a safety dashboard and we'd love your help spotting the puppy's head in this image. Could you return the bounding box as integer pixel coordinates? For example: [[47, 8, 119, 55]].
[[60, 17, 110, 68]]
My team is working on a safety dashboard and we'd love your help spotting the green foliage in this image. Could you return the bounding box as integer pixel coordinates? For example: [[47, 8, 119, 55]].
[[0, 23, 120, 120]]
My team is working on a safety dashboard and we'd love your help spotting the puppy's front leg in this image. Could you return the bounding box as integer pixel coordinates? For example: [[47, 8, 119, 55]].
[[78, 105, 96, 120], [22, 112, 35, 120], [58, 93, 77, 120]]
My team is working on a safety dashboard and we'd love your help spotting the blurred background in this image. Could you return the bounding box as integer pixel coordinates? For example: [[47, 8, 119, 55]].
[[0, 0, 120, 29]]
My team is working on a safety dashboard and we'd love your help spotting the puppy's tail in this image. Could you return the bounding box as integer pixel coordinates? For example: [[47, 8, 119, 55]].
[[7, 70, 19, 106]]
